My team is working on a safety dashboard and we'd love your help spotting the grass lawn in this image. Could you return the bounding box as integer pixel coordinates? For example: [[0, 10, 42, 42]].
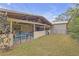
[[0, 34, 79, 56]]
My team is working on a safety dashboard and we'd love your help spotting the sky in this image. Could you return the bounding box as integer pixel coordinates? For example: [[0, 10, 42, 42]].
[[0, 3, 73, 22]]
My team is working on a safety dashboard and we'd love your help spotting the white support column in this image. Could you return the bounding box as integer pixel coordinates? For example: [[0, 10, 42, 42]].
[[34, 24, 35, 32], [44, 25, 46, 35], [33, 24, 35, 39], [9, 19, 13, 47], [44, 25, 45, 31], [10, 19, 12, 33]]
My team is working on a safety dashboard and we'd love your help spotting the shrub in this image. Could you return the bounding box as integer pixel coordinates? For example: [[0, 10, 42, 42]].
[[68, 16, 79, 39]]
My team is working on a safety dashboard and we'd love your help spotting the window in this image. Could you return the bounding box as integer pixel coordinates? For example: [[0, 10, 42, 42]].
[[35, 25, 44, 31]]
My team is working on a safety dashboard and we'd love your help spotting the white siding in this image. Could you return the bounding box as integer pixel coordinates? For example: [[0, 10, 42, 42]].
[[53, 24, 67, 34], [34, 31, 46, 39]]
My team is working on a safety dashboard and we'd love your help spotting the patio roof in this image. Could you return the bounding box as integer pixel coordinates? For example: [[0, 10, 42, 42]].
[[0, 8, 52, 26]]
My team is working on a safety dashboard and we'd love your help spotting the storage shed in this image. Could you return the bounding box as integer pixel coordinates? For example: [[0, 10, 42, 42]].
[[52, 21, 68, 34]]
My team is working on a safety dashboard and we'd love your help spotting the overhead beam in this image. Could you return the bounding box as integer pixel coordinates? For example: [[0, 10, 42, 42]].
[[8, 18, 46, 26]]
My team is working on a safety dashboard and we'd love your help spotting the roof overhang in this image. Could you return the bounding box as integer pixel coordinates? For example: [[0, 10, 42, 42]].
[[0, 8, 52, 26]]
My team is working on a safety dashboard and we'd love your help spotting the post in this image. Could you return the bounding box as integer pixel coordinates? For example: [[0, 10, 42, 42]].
[[33, 24, 35, 39], [10, 19, 12, 33], [9, 19, 13, 47], [44, 25, 46, 35], [34, 24, 35, 32], [44, 25, 45, 31]]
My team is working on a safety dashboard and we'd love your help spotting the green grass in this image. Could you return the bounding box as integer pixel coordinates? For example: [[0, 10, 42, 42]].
[[0, 34, 79, 56]]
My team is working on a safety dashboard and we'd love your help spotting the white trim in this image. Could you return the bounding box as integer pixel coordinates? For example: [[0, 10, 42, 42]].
[[52, 21, 68, 24]]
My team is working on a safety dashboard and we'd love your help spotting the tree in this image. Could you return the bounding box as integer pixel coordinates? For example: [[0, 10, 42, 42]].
[[54, 14, 66, 22], [68, 4, 79, 39], [0, 11, 10, 34], [54, 4, 79, 22]]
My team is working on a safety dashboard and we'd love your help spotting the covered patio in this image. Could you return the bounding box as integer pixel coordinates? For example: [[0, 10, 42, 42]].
[[0, 8, 52, 46], [8, 18, 49, 45]]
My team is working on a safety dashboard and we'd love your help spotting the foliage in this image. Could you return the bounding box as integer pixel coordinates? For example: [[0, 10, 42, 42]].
[[54, 4, 79, 22], [67, 4, 79, 39], [0, 12, 10, 34], [68, 16, 79, 39]]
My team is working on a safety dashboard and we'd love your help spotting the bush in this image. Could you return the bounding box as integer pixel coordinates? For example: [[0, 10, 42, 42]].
[[68, 16, 79, 39]]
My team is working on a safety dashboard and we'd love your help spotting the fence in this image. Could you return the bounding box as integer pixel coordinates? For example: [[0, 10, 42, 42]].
[[13, 32, 33, 45]]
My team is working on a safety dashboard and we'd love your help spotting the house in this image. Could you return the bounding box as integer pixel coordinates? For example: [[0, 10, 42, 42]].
[[0, 8, 69, 47], [52, 21, 68, 34], [0, 8, 52, 46]]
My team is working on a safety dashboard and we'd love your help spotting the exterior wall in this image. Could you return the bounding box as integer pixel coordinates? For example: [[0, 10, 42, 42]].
[[52, 24, 67, 34], [34, 31, 46, 39], [21, 24, 33, 32]]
